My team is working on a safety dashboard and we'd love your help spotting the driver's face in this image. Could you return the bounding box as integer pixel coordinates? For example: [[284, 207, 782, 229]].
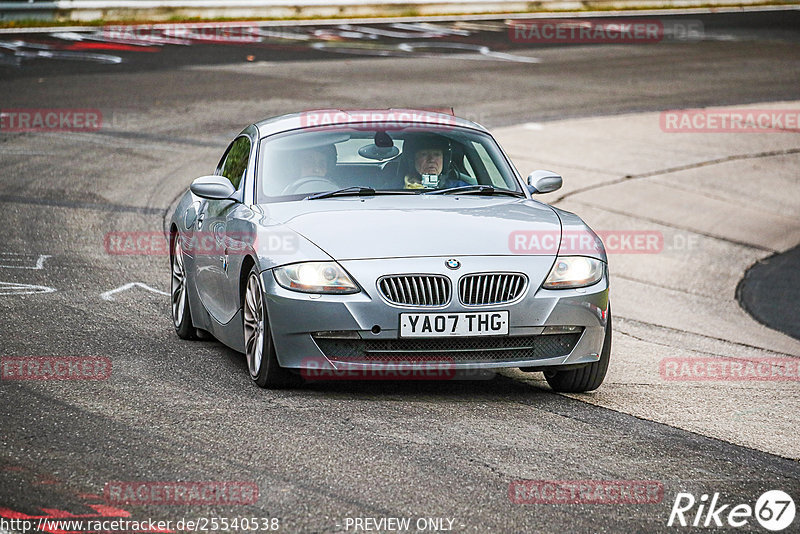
[[299, 150, 328, 177], [415, 148, 443, 175]]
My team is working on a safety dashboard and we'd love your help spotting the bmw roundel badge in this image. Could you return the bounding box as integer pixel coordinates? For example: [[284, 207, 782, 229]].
[[446, 259, 461, 270]]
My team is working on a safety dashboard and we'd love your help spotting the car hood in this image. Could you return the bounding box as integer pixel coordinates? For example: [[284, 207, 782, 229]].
[[263, 195, 564, 260]]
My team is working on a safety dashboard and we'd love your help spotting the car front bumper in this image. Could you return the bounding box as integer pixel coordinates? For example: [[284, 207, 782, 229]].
[[262, 256, 609, 371]]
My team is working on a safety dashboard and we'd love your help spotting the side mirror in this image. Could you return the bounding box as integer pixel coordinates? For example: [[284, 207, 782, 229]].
[[527, 170, 563, 194], [190, 175, 236, 200]]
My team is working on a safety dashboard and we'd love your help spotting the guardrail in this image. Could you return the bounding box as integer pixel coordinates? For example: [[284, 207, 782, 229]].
[[1, 0, 794, 21]]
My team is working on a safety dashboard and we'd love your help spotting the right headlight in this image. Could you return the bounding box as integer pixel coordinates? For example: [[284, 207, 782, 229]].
[[273, 261, 359, 294], [542, 256, 604, 289]]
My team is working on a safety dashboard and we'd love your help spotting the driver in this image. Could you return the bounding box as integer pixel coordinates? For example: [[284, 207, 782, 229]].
[[297, 144, 337, 178], [402, 135, 470, 190], [278, 144, 339, 195]]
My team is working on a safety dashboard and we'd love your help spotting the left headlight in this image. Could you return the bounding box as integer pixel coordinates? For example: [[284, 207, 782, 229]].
[[543, 256, 605, 289], [273, 262, 359, 294]]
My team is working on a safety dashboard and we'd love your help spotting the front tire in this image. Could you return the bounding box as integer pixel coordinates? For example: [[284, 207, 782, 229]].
[[545, 309, 612, 393], [171, 234, 196, 340], [243, 266, 300, 389]]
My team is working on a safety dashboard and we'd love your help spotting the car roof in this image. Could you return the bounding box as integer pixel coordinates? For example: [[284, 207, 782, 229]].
[[253, 108, 489, 138]]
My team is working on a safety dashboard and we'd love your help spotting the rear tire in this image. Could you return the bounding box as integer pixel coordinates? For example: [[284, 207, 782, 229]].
[[545, 309, 612, 393], [243, 266, 301, 389], [171, 233, 196, 340]]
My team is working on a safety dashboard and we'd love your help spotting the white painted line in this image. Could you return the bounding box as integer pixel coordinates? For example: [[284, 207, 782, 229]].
[[0, 281, 57, 296], [396, 41, 540, 63], [252, 28, 311, 40], [338, 23, 442, 39], [392, 22, 471, 36], [49, 31, 90, 41], [100, 282, 169, 301], [0, 253, 51, 270]]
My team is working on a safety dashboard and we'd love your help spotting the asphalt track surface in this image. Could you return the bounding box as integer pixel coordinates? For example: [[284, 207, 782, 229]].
[[1, 8, 799, 534]]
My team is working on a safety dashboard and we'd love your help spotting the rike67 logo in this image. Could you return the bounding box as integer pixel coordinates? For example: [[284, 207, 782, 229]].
[[668, 490, 795, 531]]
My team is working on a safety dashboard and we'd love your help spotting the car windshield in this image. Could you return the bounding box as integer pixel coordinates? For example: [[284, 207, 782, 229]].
[[256, 126, 523, 202]]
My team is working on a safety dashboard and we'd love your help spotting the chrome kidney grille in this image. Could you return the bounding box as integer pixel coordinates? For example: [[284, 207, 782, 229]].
[[459, 273, 527, 306], [378, 275, 451, 307]]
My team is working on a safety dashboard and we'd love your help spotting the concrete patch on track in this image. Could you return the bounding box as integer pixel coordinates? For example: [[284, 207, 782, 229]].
[[494, 101, 800, 459]]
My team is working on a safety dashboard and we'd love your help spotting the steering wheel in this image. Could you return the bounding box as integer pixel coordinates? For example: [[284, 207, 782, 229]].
[[281, 177, 340, 196]]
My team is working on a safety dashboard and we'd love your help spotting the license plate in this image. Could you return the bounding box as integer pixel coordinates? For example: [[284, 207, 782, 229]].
[[399, 311, 509, 338]]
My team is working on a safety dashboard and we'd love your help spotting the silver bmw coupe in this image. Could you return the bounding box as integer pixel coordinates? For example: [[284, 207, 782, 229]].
[[169, 109, 611, 392]]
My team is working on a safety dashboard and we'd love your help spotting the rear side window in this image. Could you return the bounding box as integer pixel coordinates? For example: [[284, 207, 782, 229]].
[[217, 136, 251, 190]]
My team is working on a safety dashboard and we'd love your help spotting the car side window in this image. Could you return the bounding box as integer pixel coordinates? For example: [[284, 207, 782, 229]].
[[216, 136, 251, 190], [471, 141, 505, 187]]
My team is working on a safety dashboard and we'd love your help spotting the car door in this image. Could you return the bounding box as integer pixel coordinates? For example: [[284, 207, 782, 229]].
[[219, 132, 258, 324], [194, 135, 251, 324]]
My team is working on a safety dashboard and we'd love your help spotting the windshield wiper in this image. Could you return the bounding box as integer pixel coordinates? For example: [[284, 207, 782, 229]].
[[424, 185, 524, 197], [306, 186, 376, 200], [306, 187, 420, 200]]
